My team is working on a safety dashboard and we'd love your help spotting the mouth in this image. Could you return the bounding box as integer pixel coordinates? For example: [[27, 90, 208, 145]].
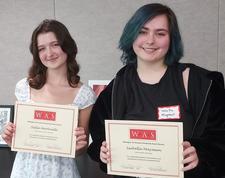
[[46, 57, 57, 62], [142, 47, 158, 53]]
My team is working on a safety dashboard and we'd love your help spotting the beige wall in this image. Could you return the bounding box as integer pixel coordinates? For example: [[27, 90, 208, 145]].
[[0, 1, 224, 178], [0, 0, 225, 105]]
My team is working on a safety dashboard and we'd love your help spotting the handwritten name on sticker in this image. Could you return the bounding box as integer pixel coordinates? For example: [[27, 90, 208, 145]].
[[157, 105, 180, 120], [130, 129, 156, 140], [34, 110, 56, 121]]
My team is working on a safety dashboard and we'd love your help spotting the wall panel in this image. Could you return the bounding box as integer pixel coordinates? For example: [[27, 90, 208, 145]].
[[0, 0, 54, 104], [218, 0, 225, 76], [0, 0, 224, 104], [171, 0, 219, 70], [0, 1, 224, 177]]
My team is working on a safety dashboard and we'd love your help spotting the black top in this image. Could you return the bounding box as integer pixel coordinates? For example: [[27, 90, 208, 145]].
[[123, 65, 194, 140]]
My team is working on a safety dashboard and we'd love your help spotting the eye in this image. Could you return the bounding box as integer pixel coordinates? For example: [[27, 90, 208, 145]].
[[157, 33, 166, 37], [53, 43, 60, 46], [139, 30, 148, 35], [51, 42, 60, 47], [38, 47, 45, 52], [155, 30, 168, 37]]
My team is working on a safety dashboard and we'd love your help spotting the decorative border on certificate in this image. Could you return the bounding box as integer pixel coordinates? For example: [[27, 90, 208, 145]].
[[0, 105, 14, 147], [11, 101, 78, 158], [88, 80, 110, 97], [105, 120, 184, 178]]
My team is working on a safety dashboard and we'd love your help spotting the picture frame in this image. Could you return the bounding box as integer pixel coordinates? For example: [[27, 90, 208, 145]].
[[88, 80, 110, 97], [0, 105, 14, 147]]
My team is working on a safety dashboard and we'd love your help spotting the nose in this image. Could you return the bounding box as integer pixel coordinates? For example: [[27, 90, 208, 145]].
[[146, 33, 155, 44], [46, 47, 53, 57]]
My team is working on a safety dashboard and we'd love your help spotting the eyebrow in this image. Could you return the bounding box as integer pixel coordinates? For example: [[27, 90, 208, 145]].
[[141, 27, 169, 32], [37, 40, 59, 48], [37, 45, 44, 48]]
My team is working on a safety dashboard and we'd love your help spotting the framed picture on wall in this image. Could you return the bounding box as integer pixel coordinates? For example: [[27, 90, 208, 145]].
[[88, 80, 110, 97], [0, 105, 14, 147]]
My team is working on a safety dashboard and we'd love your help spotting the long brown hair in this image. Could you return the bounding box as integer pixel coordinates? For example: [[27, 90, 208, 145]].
[[28, 19, 80, 89]]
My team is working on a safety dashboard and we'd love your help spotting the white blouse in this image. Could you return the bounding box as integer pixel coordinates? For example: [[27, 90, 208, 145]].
[[11, 78, 96, 178]]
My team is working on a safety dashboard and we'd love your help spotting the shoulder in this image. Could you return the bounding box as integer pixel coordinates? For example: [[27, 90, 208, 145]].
[[113, 64, 136, 92], [15, 78, 30, 101], [15, 78, 29, 88], [179, 63, 224, 87], [177, 63, 209, 74], [94, 79, 114, 106], [116, 64, 135, 77], [95, 65, 130, 98], [74, 84, 97, 109], [94, 64, 136, 106]]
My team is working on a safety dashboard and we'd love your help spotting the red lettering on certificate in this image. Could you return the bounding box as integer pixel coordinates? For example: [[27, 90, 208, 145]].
[[34, 110, 56, 121], [130, 129, 156, 140]]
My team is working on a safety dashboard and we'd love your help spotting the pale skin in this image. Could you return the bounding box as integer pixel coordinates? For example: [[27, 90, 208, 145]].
[[1, 32, 92, 156], [100, 15, 199, 171]]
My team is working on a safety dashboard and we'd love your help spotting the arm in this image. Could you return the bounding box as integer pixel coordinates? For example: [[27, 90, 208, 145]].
[[75, 105, 93, 156], [87, 81, 113, 171], [189, 71, 225, 177], [1, 122, 16, 146], [182, 67, 225, 176], [1, 79, 25, 147], [182, 68, 199, 171], [3, 78, 30, 147], [198, 74, 225, 176]]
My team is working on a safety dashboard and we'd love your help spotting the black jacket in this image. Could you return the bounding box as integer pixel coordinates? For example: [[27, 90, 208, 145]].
[[88, 63, 225, 178]]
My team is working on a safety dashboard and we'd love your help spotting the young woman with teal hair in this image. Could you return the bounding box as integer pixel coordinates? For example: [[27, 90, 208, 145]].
[[88, 3, 225, 178]]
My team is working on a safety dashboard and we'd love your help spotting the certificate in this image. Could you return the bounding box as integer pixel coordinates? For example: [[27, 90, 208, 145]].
[[105, 120, 183, 178], [11, 101, 78, 158]]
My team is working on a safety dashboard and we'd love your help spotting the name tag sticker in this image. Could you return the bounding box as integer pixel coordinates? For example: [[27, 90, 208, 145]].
[[157, 105, 180, 120]]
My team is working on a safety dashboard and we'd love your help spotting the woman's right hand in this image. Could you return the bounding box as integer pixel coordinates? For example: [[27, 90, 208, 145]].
[[1, 122, 15, 146], [100, 141, 111, 164]]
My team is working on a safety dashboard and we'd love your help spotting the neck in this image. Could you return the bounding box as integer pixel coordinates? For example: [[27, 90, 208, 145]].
[[137, 60, 167, 84], [46, 68, 68, 86]]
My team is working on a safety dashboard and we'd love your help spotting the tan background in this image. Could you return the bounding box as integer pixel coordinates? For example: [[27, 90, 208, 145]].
[[0, 0, 224, 178], [0, 0, 225, 105]]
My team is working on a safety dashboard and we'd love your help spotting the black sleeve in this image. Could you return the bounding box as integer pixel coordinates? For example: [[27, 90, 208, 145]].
[[87, 80, 114, 172], [189, 72, 225, 178]]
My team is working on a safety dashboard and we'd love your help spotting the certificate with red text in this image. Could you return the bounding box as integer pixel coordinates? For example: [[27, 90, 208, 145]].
[[105, 120, 183, 178], [11, 101, 78, 158]]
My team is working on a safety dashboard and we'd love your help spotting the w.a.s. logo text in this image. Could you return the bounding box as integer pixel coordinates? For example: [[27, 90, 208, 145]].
[[34, 110, 56, 121], [130, 129, 156, 140]]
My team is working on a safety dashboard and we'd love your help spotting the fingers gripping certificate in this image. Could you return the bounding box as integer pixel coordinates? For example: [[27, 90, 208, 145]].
[[105, 120, 183, 178], [11, 101, 78, 158]]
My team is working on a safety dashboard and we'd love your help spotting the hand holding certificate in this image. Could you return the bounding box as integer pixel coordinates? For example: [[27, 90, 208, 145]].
[[11, 101, 78, 158], [105, 120, 184, 178]]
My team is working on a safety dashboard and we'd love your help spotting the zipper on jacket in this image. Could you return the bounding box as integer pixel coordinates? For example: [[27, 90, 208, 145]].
[[191, 80, 212, 138], [111, 75, 117, 120]]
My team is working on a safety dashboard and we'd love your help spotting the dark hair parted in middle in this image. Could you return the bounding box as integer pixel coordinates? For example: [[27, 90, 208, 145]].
[[119, 3, 183, 65], [28, 19, 80, 89]]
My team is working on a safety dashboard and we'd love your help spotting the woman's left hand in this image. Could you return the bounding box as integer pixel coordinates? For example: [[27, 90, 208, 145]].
[[182, 141, 199, 171], [75, 127, 87, 152]]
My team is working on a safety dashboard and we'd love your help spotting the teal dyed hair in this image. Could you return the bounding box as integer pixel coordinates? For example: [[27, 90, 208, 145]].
[[119, 3, 183, 65]]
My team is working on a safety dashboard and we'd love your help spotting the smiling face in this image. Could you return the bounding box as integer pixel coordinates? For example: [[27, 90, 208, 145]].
[[37, 32, 68, 71], [133, 14, 170, 66]]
